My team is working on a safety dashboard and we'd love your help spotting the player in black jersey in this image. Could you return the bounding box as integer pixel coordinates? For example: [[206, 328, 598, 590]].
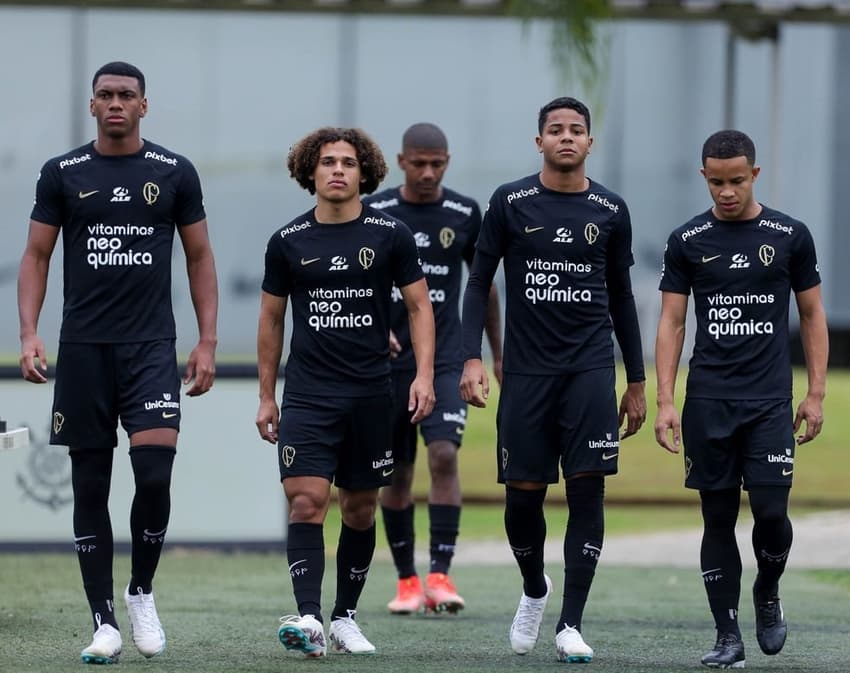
[[654, 130, 829, 669], [256, 127, 435, 657], [17, 62, 218, 665], [364, 123, 502, 616], [460, 97, 646, 662]]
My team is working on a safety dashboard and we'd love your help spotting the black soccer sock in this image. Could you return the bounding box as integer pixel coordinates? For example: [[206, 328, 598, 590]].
[[382, 504, 417, 578], [71, 448, 119, 631], [128, 445, 176, 594], [558, 476, 605, 633], [429, 503, 460, 575], [332, 522, 376, 620], [504, 485, 548, 597], [700, 488, 743, 637], [748, 486, 793, 600], [287, 522, 325, 621]]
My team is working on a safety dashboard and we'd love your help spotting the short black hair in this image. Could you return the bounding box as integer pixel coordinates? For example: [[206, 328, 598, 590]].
[[92, 61, 146, 96], [287, 127, 388, 196], [538, 97, 591, 134], [401, 123, 448, 152], [702, 130, 756, 166]]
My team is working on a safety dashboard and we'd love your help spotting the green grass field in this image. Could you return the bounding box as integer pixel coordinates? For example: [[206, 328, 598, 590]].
[[1, 553, 848, 672], [442, 367, 850, 506]]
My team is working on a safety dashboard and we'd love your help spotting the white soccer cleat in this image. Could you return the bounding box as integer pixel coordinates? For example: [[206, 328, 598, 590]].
[[80, 623, 122, 665], [124, 586, 166, 658], [509, 574, 553, 654], [556, 625, 594, 663], [278, 614, 327, 657], [328, 616, 376, 654]]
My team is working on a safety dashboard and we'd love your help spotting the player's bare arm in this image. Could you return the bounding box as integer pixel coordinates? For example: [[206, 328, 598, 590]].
[[18, 220, 59, 383], [794, 284, 829, 444], [179, 218, 218, 396], [256, 291, 286, 443], [400, 277, 435, 423], [654, 291, 688, 453], [484, 284, 504, 386]]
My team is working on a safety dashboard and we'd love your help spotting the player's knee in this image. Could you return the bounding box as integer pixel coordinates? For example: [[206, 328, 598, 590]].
[[427, 440, 458, 479], [748, 486, 790, 523], [130, 444, 176, 494], [339, 493, 378, 529]]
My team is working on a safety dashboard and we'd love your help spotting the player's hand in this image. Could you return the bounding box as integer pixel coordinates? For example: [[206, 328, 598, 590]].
[[256, 398, 280, 444], [793, 393, 824, 445], [654, 401, 681, 454], [388, 330, 402, 360], [20, 334, 48, 383], [619, 380, 646, 439], [184, 340, 216, 396], [459, 358, 489, 408], [408, 374, 435, 424]]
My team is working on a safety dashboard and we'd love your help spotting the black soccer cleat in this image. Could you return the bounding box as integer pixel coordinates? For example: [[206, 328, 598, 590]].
[[700, 631, 746, 669], [754, 590, 787, 655]]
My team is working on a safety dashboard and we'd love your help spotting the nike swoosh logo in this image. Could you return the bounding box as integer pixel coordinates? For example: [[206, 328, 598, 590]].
[[701, 255, 721, 263], [382, 468, 394, 477], [602, 452, 618, 461], [301, 257, 320, 266], [162, 412, 177, 419], [350, 565, 370, 574], [78, 190, 98, 199], [74, 535, 96, 542], [289, 559, 307, 572], [524, 226, 544, 233], [782, 468, 793, 476], [143, 528, 167, 537]]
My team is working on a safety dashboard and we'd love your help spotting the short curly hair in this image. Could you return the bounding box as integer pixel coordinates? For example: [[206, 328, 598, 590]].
[[287, 127, 388, 196]]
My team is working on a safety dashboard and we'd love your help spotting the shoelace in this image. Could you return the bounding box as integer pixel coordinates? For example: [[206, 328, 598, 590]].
[[513, 595, 546, 634], [757, 601, 781, 628], [129, 593, 160, 631], [332, 617, 368, 645]]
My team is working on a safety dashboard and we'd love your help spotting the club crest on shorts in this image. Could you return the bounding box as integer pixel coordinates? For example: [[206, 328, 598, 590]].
[[53, 412, 65, 435], [281, 444, 296, 468], [501, 446, 509, 470]]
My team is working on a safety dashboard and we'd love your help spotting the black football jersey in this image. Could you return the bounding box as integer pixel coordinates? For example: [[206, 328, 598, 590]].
[[363, 186, 480, 371], [262, 205, 424, 396], [30, 141, 206, 343], [475, 174, 635, 375], [660, 206, 821, 400]]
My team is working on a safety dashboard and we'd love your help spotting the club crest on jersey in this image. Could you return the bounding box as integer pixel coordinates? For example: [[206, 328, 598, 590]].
[[584, 222, 599, 245], [359, 247, 375, 270], [143, 182, 160, 205], [759, 245, 775, 267], [439, 227, 455, 249]]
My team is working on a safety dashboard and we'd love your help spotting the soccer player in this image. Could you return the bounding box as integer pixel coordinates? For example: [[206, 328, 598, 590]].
[[17, 61, 218, 664], [460, 97, 646, 662], [363, 123, 502, 615], [256, 127, 436, 657], [654, 129, 828, 669]]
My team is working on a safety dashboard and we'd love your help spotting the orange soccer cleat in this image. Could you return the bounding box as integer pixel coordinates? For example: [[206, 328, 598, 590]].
[[424, 572, 465, 614], [387, 575, 426, 614]]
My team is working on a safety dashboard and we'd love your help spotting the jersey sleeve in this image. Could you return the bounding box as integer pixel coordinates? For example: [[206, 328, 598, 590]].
[[29, 161, 64, 227], [606, 200, 636, 270], [658, 232, 691, 295], [462, 201, 483, 266], [475, 191, 509, 258], [790, 224, 822, 293], [261, 236, 293, 297], [174, 158, 207, 226], [392, 222, 425, 288]]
